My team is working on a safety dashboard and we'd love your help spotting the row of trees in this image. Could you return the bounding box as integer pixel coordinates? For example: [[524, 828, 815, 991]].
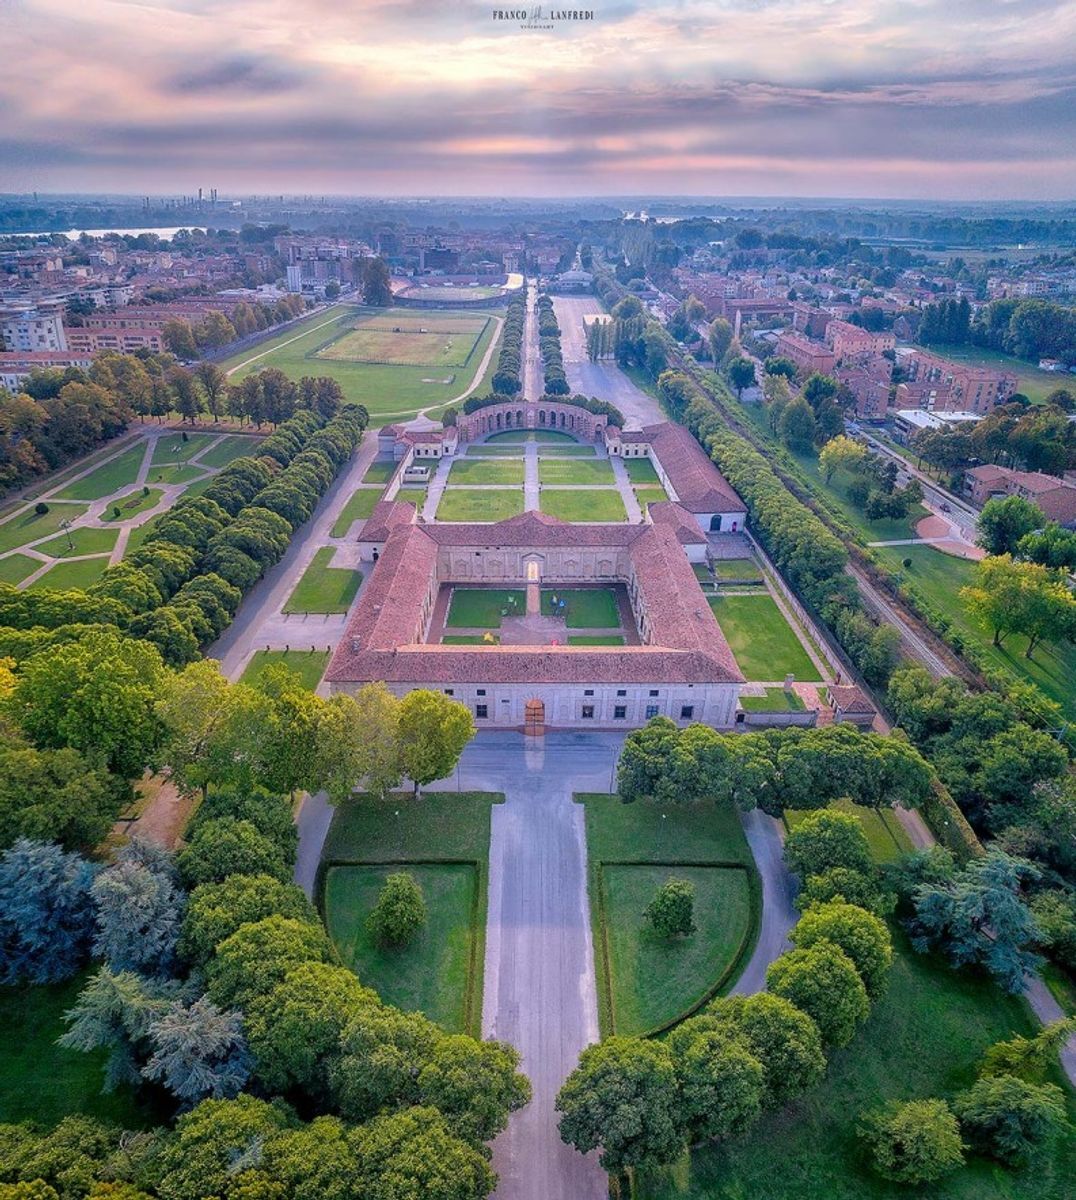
[[536, 293, 568, 394], [490, 286, 526, 395], [162, 295, 307, 359], [972, 297, 1076, 366]]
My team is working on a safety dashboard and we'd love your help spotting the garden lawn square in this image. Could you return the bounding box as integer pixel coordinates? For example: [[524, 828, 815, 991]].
[[540, 489, 626, 522], [53, 444, 145, 501], [446, 587, 526, 628], [448, 457, 525, 485], [708, 593, 821, 682], [538, 457, 615, 485], [240, 650, 330, 692], [283, 547, 363, 614], [150, 433, 217, 465], [331, 488, 384, 536], [27, 556, 110, 590], [0, 553, 41, 585], [436, 489, 524, 522], [363, 460, 398, 484], [625, 458, 660, 484], [541, 587, 620, 628]]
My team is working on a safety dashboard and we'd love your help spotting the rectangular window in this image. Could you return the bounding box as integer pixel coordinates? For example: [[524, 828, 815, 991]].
[[680, 705, 694, 720], [581, 705, 595, 720], [645, 704, 659, 719], [584, 689, 594, 697], [616, 689, 626, 697], [476, 704, 488, 719], [614, 705, 627, 720], [444, 689, 454, 696], [477, 689, 486, 697], [649, 689, 659, 697]]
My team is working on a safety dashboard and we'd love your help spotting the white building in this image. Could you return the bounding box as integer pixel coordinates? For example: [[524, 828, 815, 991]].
[[0, 302, 67, 352]]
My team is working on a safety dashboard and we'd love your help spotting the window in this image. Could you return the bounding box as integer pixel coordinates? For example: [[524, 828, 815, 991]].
[[645, 705, 659, 719], [581, 705, 595, 720], [614, 705, 627, 720], [584, 689, 594, 697], [477, 689, 486, 697], [444, 689, 454, 696], [616, 689, 626, 697], [680, 705, 694, 720], [476, 705, 488, 719], [648, 689, 659, 697]]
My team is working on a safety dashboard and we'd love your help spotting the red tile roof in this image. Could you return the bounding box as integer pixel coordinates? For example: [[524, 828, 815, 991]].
[[641, 422, 745, 514]]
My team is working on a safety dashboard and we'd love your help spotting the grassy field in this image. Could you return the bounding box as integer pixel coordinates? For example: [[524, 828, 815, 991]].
[[399, 285, 505, 301], [0, 504, 90, 554], [582, 795, 759, 1037], [147, 463, 210, 487], [196, 434, 263, 468], [0, 975, 155, 1129], [28, 556, 110, 590], [541, 587, 620, 628], [875, 542, 1076, 721], [283, 547, 362, 614], [739, 687, 807, 712], [625, 458, 661, 485], [442, 634, 500, 644], [540, 489, 627, 522], [436, 489, 524, 522], [239, 649, 330, 691], [448, 458, 525, 485], [709, 593, 822, 682], [538, 458, 615, 485], [319, 791, 504, 1036], [446, 587, 525, 628], [318, 321, 486, 368], [465, 445, 527, 457], [923, 341, 1070, 405], [219, 304, 503, 423], [331, 487, 384, 535], [53, 443, 145, 501], [568, 635, 626, 646], [363, 460, 397, 484], [396, 486, 427, 508], [0, 553, 40, 585], [101, 487, 163, 522], [540, 445, 597, 457], [636, 929, 1076, 1200], [712, 557, 764, 582], [36, 525, 119, 558], [151, 432, 217, 465], [785, 798, 913, 864], [634, 485, 670, 508]]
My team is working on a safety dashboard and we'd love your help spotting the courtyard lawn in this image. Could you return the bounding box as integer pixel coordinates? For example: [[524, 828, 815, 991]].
[[568, 635, 626, 646], [147, 463, 210, 487], [540, 488, 627, 523], [320, 791, 504, 1036], [441, 634, 501, 644], [738, 687, 806, 713], [709, 593, 822, 682], [395, 487, 427, 507], [876, 542, 1076, 721], [36, 525, 120, 558], [28, 556, 110, 590], [101, 487, 163, 522], [436, 489, 524, 522], [534, 429, 581, 443], [541, 587, 620, 628], [581, 795, 759, 1037], [486, 429, 580, 444], [625, 457, 661, 485], [484, 430, 532, 443], [0, 503, 90, 554], [196, 434, 263, 468], [0, 975, 154, 1129], [53, 443, 145, 501], [317, 317, 486, 368], [283, 547, 362, 614], [0, 553, 41, 585], [785, 797, 913, 864], [446, 587, 525, 628], [363, 460, 397, 484], [541, 445, 597, 457], [239, 649, 330, 692], [636, 930, 1076, 1200], [466, 445, 527, 457], [711, 557, 764, 582], [150, 432, 217, 465], [634, 485, 669, 508], [538, 458, 615, 485], [448, 457, 525, 485], [331, 488, 384, 536]]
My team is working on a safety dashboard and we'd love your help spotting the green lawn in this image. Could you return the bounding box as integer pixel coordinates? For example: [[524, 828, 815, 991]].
[[0, 504, 90, 554], [146, 463, 210, 487], [36, 525, 119, 558], [486, 429, 580, 444], [540, 489, 627, 522], [636, 930, 1076, 1200], [582, 795, 759, 1037], [541, 445, 597, 457], [441, 634, 500, 644], [283, 547, 363, 614], [239, 649, 330, 691], [150, 432, 217, 465], [396, 487, 427, 507], [27, 556, 110, 591], [0, 553, 41, 585], [0, 975, 155, 1129], [568, 635, 626, 646], [465, 445, 526, 457], [709, 593, 822, 682], [634, 485, 670, 508], [876, 543, 1076, 721], [785, 797, 913, 864], [739, 687, 806, 713], [541, 587, 620, 628], [52, 444, 145, 501], [363, 460, 397, 484], [195, 434, 263, 468], [101, 488, 164, 522], [123, 513, 165, 555], [448, 458, 525, 485], [436, 489, 524, 522], [538, 458, 615, 485], [446, 587, 525, 628], [712, 558, 763, 582], [331, 488, 384, 535], [320, 791, 504, 1036], [625, 458, 660, 484]]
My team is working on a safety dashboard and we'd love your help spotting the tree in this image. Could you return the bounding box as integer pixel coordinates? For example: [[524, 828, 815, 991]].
[[193, 362, 227, 421], [177, 816, 292, 888], [783, 808, 873, 881], [666, 1019, 765, 1143], [616, 715, 681, 802], [859, 1099, 964, 1184], [1017, 522, 1076, 570], [332, 1000, 440, 1120], [396, 690, 475, 796], [315, 684, 401, 803], [954, 1073, 1067, 1165], [556, 1037, 683, 1175], [179, 873, 317, 967], [361, 257, 393, 307], [163, 319, 198, 360], [789, 899, 893, 998], [0, 839, 96, 985], [143, 996, 252, 1105], [366, 872, 427, 947], [818, 434, 867, 484], [170, 368, 203, 424], [764, 356, 797, 379], [0, 743, 121, 852], [977, 495, 1044, 556], [979, 1018, 1076, 1084], [91, 845, 186, 975], [796, 866, 888, 916], [416, 1034, 531, 1145], [777, 397, 816, 451], [726, 356, 756, 396], [909, 850, 1043, 992], [961, 555, 1076, 657], [705, 993, 826, 1107], [765, 942, 870, 1048], [707, 318, 733, 364], [644, 878, 696, 938], [206, 915, 332, 1009]]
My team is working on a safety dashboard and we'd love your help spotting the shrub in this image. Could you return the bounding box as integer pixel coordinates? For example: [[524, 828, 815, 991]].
[[34, 502, 49, 516], [366, 872, 427, 947], [644, 878, 696, 938], [859, 1098, 964, 1184]]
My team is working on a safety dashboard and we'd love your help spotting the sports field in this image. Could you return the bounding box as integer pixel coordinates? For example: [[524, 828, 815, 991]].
[[219, 304, 503, 424], [398, 284, 505, 301]]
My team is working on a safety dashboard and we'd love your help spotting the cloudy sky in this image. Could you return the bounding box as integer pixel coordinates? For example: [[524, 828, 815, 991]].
[[2, 0, 1075, 199]]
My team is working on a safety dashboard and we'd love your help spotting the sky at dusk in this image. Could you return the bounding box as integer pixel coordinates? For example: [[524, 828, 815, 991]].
[[1, 0, 1075, 199]]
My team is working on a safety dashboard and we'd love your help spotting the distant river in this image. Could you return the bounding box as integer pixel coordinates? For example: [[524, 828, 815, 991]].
[[8, 226, 207, 240]]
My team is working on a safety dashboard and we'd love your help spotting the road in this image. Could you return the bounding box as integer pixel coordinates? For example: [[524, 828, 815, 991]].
[[861, 431, 980, 541], [523, 281, 543, 402], [730, 809, 798, 995]]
